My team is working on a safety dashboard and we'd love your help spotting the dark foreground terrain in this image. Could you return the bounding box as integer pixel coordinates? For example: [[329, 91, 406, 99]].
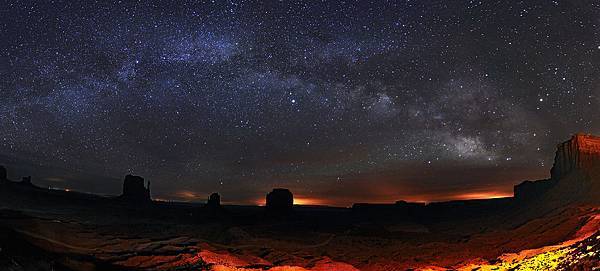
[[0, 179, 598, 271]]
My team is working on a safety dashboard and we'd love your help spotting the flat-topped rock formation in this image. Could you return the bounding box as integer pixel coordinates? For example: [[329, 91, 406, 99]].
[[515, 133, 600, 203], [120, 174, 151, 203], [551, 133, 600, 179], [266, 188, 293, 213]]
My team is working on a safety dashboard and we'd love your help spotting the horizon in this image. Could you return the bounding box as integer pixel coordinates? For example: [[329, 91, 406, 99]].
[[1, 160, 539, 207], [0, 169, 517, 207]]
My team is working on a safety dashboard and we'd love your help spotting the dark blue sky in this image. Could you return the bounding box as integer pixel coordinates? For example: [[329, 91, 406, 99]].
[[2, 1, 600, 206]]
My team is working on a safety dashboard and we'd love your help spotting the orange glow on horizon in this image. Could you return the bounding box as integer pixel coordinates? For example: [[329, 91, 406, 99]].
[[397, 190, 514, 204], [451, 191, 513, 201], [174, 190, 201, 201], [293, 197, 327, 206], [252, 196, 328, 206], [165, 189, 515, 207]]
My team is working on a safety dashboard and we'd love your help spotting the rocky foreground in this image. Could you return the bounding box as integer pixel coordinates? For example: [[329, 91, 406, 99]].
[[0, 200, 598, 271], [0, 202, 597, 271]]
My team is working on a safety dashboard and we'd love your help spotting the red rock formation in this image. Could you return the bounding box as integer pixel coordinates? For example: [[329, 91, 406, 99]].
[[551, 133, 600, 180], [515, 133, 600, 202]]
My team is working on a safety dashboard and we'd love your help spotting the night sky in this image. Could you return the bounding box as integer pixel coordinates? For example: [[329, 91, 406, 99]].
[[2, 1, 600, 206]]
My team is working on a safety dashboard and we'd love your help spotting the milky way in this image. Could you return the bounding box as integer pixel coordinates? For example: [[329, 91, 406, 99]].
[[2, 1, 600, 206]]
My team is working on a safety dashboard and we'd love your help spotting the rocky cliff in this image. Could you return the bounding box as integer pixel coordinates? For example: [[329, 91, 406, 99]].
[[551, 133, 600, 179], [515, 133, 600, 203]]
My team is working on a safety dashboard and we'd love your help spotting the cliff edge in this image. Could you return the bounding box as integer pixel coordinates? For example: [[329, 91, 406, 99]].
[[515, 133, 600, 203], [551, 133, 600, 179]]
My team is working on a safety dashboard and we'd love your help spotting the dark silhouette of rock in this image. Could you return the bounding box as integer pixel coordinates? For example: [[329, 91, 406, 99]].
[[21, 176, 32, 185], [0, 165, 6, 181], [395, 200, 426, 207], [514, 133, 600, 203], [514, 179, 556, 201], [266, 188, 293, 212], [207, 193, 221, 208], [353, 201, 425, 213], [120, 175, 151, 202]]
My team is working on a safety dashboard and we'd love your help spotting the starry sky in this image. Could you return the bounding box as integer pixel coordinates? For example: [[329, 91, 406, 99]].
[[2, 1, 600, 206]]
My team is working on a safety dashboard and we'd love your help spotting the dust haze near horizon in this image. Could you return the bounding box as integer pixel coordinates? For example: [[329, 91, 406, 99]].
[[2, 1, 600, 206]]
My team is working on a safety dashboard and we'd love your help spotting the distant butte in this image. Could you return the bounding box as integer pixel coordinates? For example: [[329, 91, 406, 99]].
[[266, 188, 294, 213], [551, 133, 600, 179], [515, 133, 600, 203], [207, 192, 221, 208], [120, 174, 152, 203]]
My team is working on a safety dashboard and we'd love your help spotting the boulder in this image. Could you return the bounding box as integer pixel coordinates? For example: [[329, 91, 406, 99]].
[[266, 188, 293, 212]]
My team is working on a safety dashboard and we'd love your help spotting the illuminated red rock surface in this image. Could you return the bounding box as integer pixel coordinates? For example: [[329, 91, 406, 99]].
[[551, 133, 600, 179], [515, 133, 600, 202]]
